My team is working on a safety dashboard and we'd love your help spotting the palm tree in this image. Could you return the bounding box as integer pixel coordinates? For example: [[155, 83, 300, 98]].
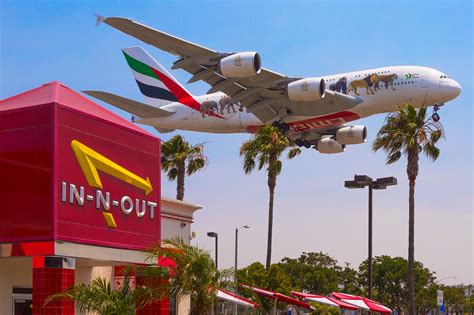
[[240, 125, 301, 269], [373, 105, 443, 315], [147, 236, 233, 314], [161, 135, 207, 200], [45, 272, 162, 315]]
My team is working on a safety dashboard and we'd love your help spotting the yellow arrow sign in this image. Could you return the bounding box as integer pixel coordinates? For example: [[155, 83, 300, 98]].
[[71, 140, 153, 195]]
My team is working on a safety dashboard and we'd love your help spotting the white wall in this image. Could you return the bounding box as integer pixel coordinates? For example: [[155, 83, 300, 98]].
[[0, 257, 32, 315], [161, 217, 191, 243], [75, 266, 113, 285]]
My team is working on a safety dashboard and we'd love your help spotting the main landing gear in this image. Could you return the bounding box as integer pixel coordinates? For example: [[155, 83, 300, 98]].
[[294, 138, 312, 148], [271, 121, 312, 149], [272, 120, 290, 132]]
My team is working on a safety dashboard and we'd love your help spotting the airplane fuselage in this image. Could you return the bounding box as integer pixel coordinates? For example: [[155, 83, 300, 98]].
[[135, 65, 461, 134]]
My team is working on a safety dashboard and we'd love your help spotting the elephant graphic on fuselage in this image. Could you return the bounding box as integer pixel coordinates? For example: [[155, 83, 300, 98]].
[[218, 96, 238, 114], [200, 101, 219, 117]]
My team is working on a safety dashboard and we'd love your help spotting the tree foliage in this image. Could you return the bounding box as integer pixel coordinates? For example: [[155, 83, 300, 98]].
[[45, 273, 159, 315], [358, 255, 436, 312], [147, 236, 233, 314], [240, 125, 300, 268], [237, 252, 469, 314], [373, 105, 444, 315], [161, 135, 207, 200]]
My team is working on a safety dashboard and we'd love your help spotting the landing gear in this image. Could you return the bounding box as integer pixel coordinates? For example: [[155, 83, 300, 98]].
[[272, 121, 290, 132], [131, 115, 135, 123], [432, 105, 441, 122], [294, 138, 311, 148]]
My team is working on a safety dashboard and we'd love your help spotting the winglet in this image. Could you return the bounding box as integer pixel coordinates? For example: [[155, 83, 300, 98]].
[[94, 13, 106, 26]]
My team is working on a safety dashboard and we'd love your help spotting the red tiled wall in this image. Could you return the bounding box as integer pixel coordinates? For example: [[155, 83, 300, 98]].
[[136, 299, 169, 315], [135, 274, 170, 315], [32, 268, 75, 314]]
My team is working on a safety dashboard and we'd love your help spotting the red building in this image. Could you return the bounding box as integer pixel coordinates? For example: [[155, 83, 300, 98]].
[[0, 82, 200, 314]]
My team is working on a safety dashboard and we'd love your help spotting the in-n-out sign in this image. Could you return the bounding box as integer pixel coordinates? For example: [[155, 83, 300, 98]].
[[61, 182, 157, 223], [61, 140, 158, 228]]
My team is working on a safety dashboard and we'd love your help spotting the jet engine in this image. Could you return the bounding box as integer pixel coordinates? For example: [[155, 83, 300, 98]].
[[220, 52, 262, 78], [317, 137, 345, 154], [335, 125, 367, 145], [287, 78, 326, 102]]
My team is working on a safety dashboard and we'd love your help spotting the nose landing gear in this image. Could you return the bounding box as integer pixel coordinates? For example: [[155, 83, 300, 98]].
[[432, 104, 443, 122]]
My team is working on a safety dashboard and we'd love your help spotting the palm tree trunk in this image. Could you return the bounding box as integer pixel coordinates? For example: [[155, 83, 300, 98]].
[[266, 156, 277, 269], [266, 182, 275, 269], [176, 160, 185, 201], [408, 178, 415, 315], [407, 149, 419, 315]]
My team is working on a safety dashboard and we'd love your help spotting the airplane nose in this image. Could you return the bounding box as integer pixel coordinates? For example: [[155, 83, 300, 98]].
[[443, 79, 462, 100], [450, 80, 462, 98]]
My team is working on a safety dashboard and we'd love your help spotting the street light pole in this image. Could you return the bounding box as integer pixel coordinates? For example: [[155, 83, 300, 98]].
[[368, 185, 373, 299], [215, 235, 218, 269], [435, 276, 457, 284], [345, 175, 397, 300], [207, 232, 218, 269], [235, 228, 238, 275], [207, 231, 218, 315], [234, 225, 250, 315]]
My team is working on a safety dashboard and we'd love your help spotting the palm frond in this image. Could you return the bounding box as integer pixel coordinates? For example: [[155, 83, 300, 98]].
[[167, 168, 179, 181], [373, 104, 444, 165], [187, 157, 206, 176], [239, 125, 295, 177], [287, 147, 301, 159]]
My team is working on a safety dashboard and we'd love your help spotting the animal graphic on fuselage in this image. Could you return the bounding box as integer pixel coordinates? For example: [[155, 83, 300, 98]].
[[346, 74, 380, 95], [218, 95, 237, 114], [329, 77, 348, 94], [375, 73, 398, 91], [200, 100, 219, 117]]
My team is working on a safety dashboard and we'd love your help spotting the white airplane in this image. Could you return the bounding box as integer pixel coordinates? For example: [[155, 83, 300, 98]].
[[84, 16, 461, 154]]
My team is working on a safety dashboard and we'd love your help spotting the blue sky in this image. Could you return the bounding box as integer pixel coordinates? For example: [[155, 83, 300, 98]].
[[1, 1, 472, 284]]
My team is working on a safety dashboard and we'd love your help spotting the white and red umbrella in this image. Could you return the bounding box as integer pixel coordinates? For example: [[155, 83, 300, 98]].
[[216, 288, 259, 309], [292, 291, 359, 310], [332, 292, 392, 313], [242, 285, 315, 311]]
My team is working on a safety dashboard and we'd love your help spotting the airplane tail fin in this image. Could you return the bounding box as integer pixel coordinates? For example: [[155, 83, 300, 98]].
[[122, 46, 194, 107], [83, 90, 175, 118]]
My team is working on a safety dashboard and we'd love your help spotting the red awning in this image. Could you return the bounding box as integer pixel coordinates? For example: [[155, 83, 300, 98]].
[[242, 285, 314, 310], [332, 292, 391, 313], [216, 289, 259, 309], [292, 291, 359, 310]]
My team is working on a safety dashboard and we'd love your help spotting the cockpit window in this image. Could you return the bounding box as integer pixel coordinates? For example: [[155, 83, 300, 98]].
[[440, 75, 448, 78]]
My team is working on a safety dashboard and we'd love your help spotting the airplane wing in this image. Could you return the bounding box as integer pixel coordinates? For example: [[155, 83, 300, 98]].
[[83, 90, 175, 118], [101, 17, 362, 124]]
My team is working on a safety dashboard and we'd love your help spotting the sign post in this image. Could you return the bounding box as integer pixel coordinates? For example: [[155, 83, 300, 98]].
[[437, 290, 444, 314]]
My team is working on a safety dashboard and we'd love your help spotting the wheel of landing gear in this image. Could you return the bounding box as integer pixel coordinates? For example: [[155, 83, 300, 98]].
[[272, 121, 281, 129], [280, 123, 290, 132], [295, 139, 303, 147], [303, 140, 311, 148], [432, 113, 440, 122]]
